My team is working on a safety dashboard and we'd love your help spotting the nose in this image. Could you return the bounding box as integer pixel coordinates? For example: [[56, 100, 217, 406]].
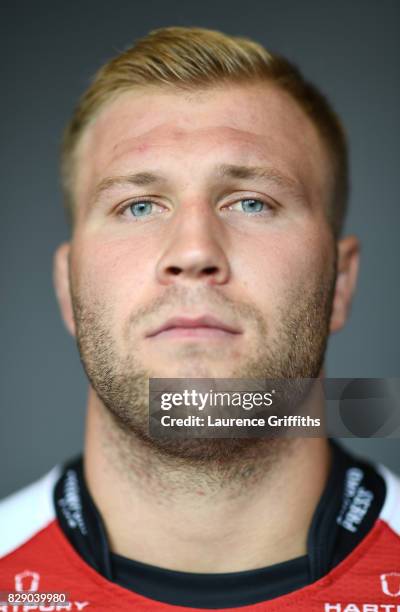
[[155, 205, 230, 286]]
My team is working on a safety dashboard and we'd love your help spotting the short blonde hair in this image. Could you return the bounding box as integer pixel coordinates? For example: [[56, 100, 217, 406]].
[[61, 26, 348, 236]]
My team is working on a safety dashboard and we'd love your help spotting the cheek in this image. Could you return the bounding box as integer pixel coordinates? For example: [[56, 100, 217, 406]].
[[234, 227, 334, 307], [71, 234, 155, 318]]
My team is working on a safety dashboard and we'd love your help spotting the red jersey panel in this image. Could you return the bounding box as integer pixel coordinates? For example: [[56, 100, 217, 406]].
[[0, 464, 399, 611]]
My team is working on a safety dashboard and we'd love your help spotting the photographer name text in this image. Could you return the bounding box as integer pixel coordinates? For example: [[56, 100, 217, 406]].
[[160, 415, 321, 428]]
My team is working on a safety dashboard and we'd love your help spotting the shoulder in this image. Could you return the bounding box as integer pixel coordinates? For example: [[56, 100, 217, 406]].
[[0, 465, 61, 558]]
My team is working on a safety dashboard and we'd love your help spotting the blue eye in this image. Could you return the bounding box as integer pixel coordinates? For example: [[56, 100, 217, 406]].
[[240, 199, 264, 213], [129, 201, 154, 217]]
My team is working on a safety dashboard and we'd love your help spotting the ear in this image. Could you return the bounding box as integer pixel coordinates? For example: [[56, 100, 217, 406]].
[[329, 235, 360, 333], [53, 242, 76, 337]]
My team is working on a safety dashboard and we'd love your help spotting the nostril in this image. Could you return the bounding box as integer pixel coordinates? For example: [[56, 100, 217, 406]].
[[167, 266, 181, 276], [203, 266, 218, 275], [164, 264, 220, 278]]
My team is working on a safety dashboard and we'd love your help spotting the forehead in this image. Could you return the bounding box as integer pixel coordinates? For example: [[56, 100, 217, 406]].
[[74, 82, 332, 207]]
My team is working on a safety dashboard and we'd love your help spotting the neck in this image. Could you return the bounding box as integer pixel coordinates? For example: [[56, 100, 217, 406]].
[[84, 389, 331, 573]]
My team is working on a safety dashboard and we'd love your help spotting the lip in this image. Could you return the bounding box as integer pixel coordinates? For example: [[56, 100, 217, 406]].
[[146, 315, 242, 339]]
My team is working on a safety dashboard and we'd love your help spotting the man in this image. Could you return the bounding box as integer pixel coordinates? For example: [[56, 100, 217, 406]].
[[0, 26, 399, 612]]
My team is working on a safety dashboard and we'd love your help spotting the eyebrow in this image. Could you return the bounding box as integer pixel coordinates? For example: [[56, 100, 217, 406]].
[[91, 171, 166, 202], [91, 164, 305, 204], [217, 164, 303, 195]]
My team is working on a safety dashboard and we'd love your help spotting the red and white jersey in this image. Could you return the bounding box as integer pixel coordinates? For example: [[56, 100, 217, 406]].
[[0, 451, 399, 612]]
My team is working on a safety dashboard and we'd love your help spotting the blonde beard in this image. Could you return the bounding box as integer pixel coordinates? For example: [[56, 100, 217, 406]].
[[72, 261, 335, 473]]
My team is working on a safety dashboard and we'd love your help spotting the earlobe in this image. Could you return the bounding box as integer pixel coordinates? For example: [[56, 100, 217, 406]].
[[329, 235, 360, 334], [53, 242, 76, 337]]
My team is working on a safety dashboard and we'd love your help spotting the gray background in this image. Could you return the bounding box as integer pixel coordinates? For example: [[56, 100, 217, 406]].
[[1, 0, 399, 498]]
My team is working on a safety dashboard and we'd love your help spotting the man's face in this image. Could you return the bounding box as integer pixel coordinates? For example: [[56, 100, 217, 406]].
[[56, 82, 346, 452]]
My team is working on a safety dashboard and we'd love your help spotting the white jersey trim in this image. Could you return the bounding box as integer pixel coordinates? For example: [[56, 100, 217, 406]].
[[377, 463, 400, 536], [0, 465, 61, 558]]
